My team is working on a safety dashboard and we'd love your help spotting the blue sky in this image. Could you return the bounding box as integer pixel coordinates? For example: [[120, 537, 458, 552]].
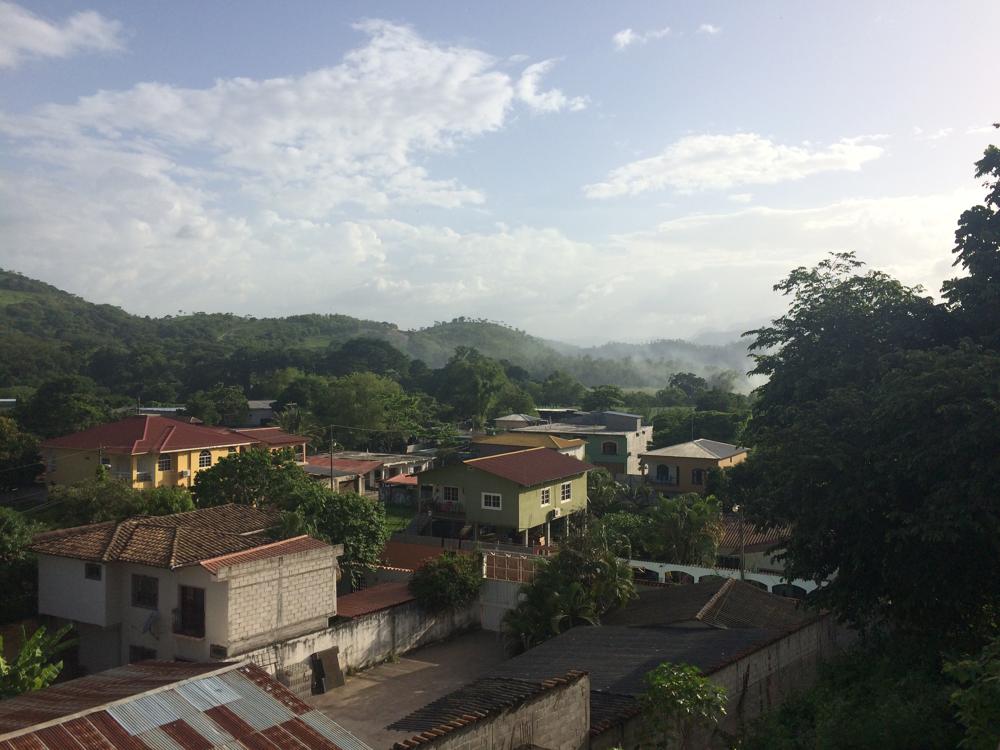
[[0, 1, 996, 344]]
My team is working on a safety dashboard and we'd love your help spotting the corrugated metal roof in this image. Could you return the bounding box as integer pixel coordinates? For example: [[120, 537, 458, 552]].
[[0, 662, 372, 750]]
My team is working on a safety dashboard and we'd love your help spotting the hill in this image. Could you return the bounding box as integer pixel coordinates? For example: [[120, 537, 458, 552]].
[[0, 269, 751, 392]]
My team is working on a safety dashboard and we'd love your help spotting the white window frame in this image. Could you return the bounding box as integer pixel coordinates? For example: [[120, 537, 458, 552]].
[[443, 486, 460, 503], [198, 450, 212, 468], [560, 482, 572, 502], [157, 453, 172, 471], [540, 488, 551, 506], [481, 492, 502, 511]]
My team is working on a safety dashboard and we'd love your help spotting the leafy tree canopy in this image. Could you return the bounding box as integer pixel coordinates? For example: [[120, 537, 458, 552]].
[[45, 476, 195, 527], [641, 662, 727, 750], [582, 384, 626, 412], [0, 416, 41, 491], [0, 625, 75, 698], [15, 376, 110, 439], [408, 551, 483, 612], [192, 447, 314, 508]]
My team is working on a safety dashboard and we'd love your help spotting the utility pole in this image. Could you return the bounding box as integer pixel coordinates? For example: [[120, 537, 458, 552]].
[[733, 504, 746, 580], [329, 429, 335, 491]]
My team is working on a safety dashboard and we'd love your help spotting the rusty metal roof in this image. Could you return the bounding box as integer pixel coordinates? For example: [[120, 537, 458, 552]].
[[0, 661, 371, 750]]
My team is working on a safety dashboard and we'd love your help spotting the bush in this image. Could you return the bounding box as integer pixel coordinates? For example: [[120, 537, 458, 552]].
[[408, 552, 482, 612]]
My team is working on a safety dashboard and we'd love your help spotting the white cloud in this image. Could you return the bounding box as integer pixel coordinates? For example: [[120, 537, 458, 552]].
[[612, 26, 671, 51], [0, 1, 123, 69], [515, 60, 588, 112], [728, 193, 754, 203], [1, 21, 585, 216], [913, 127, 953, 141], [697, 23, 721, 35], [583, 132, 885, 198]]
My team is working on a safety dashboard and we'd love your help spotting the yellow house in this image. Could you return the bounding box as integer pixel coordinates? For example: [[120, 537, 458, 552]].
[[639, 438, 748, 495], [40, 415, 307, 489]]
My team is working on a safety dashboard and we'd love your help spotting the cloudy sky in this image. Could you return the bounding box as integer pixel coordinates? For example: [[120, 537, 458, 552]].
[[0, 1, 995, 344]]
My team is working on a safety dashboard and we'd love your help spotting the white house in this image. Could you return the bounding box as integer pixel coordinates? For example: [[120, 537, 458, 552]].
[[31, 504, 342, 674]]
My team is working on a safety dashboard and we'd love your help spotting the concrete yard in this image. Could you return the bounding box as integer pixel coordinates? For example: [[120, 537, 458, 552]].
[[308, 629, 508, 748]]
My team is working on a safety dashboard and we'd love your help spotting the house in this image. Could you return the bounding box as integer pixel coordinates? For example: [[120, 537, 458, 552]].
[[513, 410, 653, 478], [306, 454, 384, 492], [310, 450, 436, 491], [381, 472, 419, 506], [246, 398, 276, 426], [0, 660, 370, 749], [302, 461, 364, 494], [39, 415, 308, 489], [493, 412, 544, 431], [402, 579, 845, 749], [418, 447, 592, 546], [639, 438, 748, 494], [469, 431, 587, 460], [30, 504, 342, 674], [716, 516, 793, 583]]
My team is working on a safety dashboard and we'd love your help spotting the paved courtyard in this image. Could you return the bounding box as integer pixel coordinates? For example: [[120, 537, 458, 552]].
[[308, 629, 508, 748]]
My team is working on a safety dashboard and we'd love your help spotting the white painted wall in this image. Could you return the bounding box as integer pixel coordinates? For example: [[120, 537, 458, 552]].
[[37, 555, 111, 627]]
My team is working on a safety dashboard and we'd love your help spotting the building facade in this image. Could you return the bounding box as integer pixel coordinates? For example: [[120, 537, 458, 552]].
[[639, 438, 748, 494]]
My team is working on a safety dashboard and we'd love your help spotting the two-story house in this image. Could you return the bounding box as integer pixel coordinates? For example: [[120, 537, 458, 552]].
[[30, 504, 341, 674], [512, 410, 653, 478], [418, 447, 592, 547], [39, 415, 307, 489], [639, 438, 748, 494]]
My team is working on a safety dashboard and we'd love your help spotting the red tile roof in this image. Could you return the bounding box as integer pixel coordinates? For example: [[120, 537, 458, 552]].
[[200, 535, 332, 574], [336, 581, 414, 618], [464, 447, 592, 487], [719, 517, 791, 553], [384, 473, 418, 486], [40, 415, 258, 455], [0, 662, 371, 749], [229, 427, 307, 446], [39, 416, 306, 457], [30, 504, 290, 570], [306, 454, 383, 474]]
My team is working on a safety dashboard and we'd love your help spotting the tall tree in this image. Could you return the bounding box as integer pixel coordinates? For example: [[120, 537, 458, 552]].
[[184, 384, 249, 426], [15, 376, 109, 438], [0, 416, 41, 491], [0, 507, 39, 623], [433, 347, 509, 428], [582, 384, 626, 412], [192, 447, 313, 508], [642, 493, 723, 566]]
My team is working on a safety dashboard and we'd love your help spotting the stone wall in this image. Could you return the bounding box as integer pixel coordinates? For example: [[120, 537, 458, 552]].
[[394, 672, 591, 750]]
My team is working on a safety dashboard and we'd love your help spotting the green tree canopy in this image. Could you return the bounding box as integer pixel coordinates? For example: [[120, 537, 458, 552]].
[[0, 416, 41, 491], [642, 493, 723, 566], [0, 506, 39, 623], [15, 376, 109, 438], [184, 383, 249, 426], [433, 347, 510, 428], [539, 370, 586, 406], [44, 477, 195, 527], [582, 384, 625, 412], [408, 551, 483, 612], [192, 447, 314, 508], [641, 662, 727, 750]]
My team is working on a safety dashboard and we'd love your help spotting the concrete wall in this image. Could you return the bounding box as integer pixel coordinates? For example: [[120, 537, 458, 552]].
[[480, 578, 523, 632], [219, 545, 338, 656], [397, 673, 590, 750], [37, 555, 111, 627], [242, 599, 480, 694]]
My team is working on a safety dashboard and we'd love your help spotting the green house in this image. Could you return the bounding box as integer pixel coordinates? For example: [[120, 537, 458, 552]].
[[419, 447, 592, 546]]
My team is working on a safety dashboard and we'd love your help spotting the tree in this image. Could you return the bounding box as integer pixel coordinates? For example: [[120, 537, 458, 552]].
[[0, 416, 41, 490], [488, 383, 536, 421], [942, 141, 1000, 346], [642, 493, 723, 566], [539, 370, 586, 406], [315, 372, 425, 451], [946, 634, 1000, 750], [409, 551, 483, 611], [586, 467, 625, 516], [15, 376, 109, 438], [733, 251, 1000, 635], [582, 384, 625, 412], [596, 511, 652, 559], [329, 337, 411, 379], [192, 447, 313, 508], [641, 663, 727, 750], [44, 476, 195, 527], [184, 384, 249, 426], [433, 347, 510, 428], [668, 372, 708, 401], [502, 528, 635, 654], [281, 491, 389, 589], [0, 507, 39, 623], [0, 625, 75, 698]]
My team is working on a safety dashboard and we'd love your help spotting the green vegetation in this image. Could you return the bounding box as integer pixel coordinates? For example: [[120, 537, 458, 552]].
[[0, 625, 75, 698], [408, 551, 483, 611], [641, 662, 727, 750], [45, 478, 195, 527], [502, 528, 635, 655], [0, 507, 40, 622], [191, 447, 318, 508]]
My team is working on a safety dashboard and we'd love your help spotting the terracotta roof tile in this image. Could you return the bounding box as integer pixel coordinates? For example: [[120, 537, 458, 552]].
[[464, 447, 592, 487], [336, 582, 414, 618], [31, 504, 284, 570], [199, 536, 332, 574], [306, 454, 383, 474], [719, 516, 791, 552]]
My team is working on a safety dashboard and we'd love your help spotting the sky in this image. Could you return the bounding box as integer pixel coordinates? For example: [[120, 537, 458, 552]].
[[0, 1, 996, 345]]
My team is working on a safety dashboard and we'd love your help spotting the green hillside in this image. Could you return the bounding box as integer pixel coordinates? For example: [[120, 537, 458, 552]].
[[0, 269, 750, 392]]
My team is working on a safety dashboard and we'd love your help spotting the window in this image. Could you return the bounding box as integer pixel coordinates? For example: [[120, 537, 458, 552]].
[[482, 492, 502, 510], [131, 574, 159, 609], [443, 486, 459, 503], [560, 483, 572, 502], [157, 454, 172, 471], [691, 468, 705, 486], [175, 586, 205, 638], [656, 464, 677, 485], [228, 446, 238, 454], [84, 563, 102, 581], [100, 456, 112, 470], [540, 488, 551, 506], [601, 441, 618, 456], [198, 449, 212, 468], [129, 645, 157, 662]]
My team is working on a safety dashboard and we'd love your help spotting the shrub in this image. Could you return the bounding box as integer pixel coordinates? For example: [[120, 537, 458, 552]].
[[408, 552, 482, 612]]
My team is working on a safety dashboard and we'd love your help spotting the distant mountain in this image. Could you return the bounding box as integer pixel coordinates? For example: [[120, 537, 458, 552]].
[[0, 269, 751, 390]]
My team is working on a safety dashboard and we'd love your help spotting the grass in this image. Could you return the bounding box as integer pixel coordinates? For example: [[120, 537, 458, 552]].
[[385, 504, 417, 534]]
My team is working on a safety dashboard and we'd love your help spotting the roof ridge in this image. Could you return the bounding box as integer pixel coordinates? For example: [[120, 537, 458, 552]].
[[198, 534, 308, 569], [465, 446, 546, 463], [695, 578, 735, 626]]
